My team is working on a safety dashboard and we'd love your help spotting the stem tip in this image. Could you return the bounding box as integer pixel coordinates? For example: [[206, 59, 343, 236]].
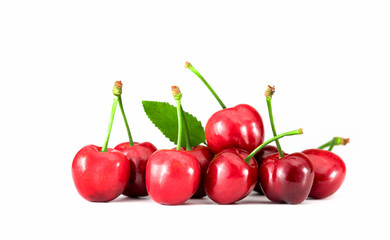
[[299, 128, 303, 134], [113, 81, 123, 96], [337, 137, 350, 145], [265, 85, 275, 99], [184, 61, 192, 69], [171, 86, 182, 100]]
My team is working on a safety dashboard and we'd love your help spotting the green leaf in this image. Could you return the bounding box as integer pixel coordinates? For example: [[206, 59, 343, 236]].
[[142, 101, 206, 147]]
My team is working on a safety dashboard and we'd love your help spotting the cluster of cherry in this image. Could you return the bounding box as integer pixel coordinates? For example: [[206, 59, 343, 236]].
[[72, 62, 347, 205]]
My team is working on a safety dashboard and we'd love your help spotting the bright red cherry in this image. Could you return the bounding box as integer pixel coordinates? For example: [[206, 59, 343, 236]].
[[145, 150, 201, 205], [72, 82, 131, 202], [259, 152, 314, 204], [204, 148, 258, 204], [205, 104, 264, 154], [114, 142, 157, 197], [185, 63, 264, 154], [72, 145, 130, 202], [302, 149, 346, 199]]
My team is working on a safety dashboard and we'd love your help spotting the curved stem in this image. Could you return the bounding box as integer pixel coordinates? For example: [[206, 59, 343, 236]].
[[176, 99, 183, 150], [118, 96, 134, 146], [244, 129, 303, 163], [318, 137, 350, 151], [101, 96, 119, 152], [181, 106, 192, 150], [328, 138, 336, 152], [185, 62, 226, 109], [266, 97, 284, 158], [318, 141, 332, 150]]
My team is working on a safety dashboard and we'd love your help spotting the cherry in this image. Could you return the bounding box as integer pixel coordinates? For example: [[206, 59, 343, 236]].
[[145, 86, 201, 205], [257, 85, 313, 204], [254, 145, 285, 193], [185, 62, 264, 154], [205, 129, 303, 204], [72, 145, 130, 202], [302, 137, 348, 199], [259, 152, 314, 204], [72, 82, 131, 202], [205, 104, 264, 154], [176, 146, 214, 198], [110, 81, 157, 197], [204, 148, 258, 204], [187, 146, 213, 198], [115, 142, 157, 197], [145, 149, 200, 204]]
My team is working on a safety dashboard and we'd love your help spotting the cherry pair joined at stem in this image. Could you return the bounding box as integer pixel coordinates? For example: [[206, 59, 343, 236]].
[[258, 85, 347, 203], [204, 128, 304, 204], [72, 81, 157, 202]]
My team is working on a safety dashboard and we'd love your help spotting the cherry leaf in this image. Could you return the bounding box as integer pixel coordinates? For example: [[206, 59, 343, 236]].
[[142, 101, 206, 147]]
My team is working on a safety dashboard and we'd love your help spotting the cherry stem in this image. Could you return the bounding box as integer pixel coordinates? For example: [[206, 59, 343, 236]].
[[118, 96, 134, 146], [328, 138, 336, 152], [265, 85, 284, 158], [113, 81, 134, 146], [318, 137, 350, 152], [185, 62, 226, 109], [181, 106, 192, 150], [101, 96, 119, 152], [172, 86, 184, 151], [244, 129, 303, 163]]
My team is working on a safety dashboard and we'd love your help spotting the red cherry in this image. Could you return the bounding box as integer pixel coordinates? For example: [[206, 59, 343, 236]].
[[72, 145, 131, 202], [302, 149, 346, 199], [204, 148, 258, 204], [176, 146, 214, 198], [145, 149, 201, 205], [114, 142, 157, 197], [254, 145, 286, 193], [259, 152, 314, 204], [205, 104, 264, 154], [185, 64, 264, 154]]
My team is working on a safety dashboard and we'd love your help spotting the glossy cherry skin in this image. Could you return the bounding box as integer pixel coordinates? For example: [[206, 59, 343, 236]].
[[176, 146, 214, 198], [72, 145, 131, 202], [302, 149, 346, 199], [145, 149, 201, 205], [205, 104, 264, 154], [259, 152, 314, 204], [204, 148, 258, 204], [114, 142, 157, 197], [254, 145, 286, 193]]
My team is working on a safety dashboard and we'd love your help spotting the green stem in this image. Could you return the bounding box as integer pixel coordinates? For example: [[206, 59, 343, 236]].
[[181, 106, 192, 150], [172, 86, 184, 150], [101, 97, 119, 152], [185, 62, 226, 109], [328, 138, 336, 152], [244, 129, 303, 163], [266, 96, 284, 158], [176, 99, 183, 150], [117, 96, 134, 146], [318, 137, 350, 151], [318, 141, 331, 150]]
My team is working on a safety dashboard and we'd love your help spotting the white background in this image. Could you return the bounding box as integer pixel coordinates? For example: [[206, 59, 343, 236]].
[[1, 0, 389, 239]]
